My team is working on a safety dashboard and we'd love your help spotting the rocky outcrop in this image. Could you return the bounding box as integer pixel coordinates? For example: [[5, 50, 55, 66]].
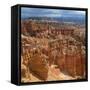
[[29, 52, 48, 80], [55, 46, 85, 78]]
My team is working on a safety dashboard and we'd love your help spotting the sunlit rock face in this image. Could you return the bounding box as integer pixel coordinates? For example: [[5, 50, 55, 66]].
[[21, 20, 86, 83], [28, 50, 49, 80]]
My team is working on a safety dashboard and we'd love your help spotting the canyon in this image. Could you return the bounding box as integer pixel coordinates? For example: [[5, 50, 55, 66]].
[[21, 19, 86, 82]]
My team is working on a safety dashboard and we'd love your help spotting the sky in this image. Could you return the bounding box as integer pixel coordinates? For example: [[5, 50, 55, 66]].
[[21, 7, 86, 19]]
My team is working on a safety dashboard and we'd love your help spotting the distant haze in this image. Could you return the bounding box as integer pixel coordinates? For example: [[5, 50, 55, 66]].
[[21, 7, 86, 24]]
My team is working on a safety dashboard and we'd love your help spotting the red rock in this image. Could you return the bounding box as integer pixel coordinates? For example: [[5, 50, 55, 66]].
[[29, 53, 48, 80]]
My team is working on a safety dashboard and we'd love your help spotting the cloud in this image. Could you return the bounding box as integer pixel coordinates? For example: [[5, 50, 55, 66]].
[[21, 7, 85, 18], [21, 7, 62, 18]]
